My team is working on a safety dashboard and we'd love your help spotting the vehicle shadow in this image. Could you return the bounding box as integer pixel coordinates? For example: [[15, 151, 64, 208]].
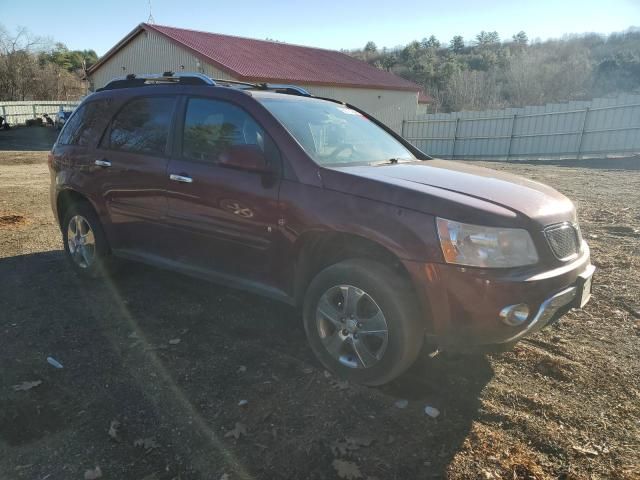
[[0, 250, 492, 479]]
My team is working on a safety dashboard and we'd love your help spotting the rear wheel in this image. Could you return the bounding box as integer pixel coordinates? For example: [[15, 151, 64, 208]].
[[62, 202, 110, 278], [303, 259, 424, 385]]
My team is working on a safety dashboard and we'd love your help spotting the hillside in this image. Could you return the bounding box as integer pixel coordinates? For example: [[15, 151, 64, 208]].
[[349, 28, 640, 112]]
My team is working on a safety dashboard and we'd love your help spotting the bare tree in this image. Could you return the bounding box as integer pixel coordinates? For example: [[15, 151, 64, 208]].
[[0, 26, 47, 100], [444, 69, 503, 111], [0, 25, 85, 101]]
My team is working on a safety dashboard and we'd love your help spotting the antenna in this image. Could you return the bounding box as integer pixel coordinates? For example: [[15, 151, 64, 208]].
[[147, 0, 155, 24]]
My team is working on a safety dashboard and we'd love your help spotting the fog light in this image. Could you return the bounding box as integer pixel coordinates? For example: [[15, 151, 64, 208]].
[[499, 304, 530, 326]]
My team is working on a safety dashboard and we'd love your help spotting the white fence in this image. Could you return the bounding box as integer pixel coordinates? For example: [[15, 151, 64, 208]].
[[0, 101, 81, 125], [402, 94, 640, 160]]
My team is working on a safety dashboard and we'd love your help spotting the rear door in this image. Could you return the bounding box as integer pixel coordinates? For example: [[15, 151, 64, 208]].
[[92, 95, 177, 254], [162, 95, 282, 286]]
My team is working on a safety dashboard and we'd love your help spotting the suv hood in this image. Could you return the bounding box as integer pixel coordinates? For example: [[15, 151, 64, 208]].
[[325, 160, 576, 227]]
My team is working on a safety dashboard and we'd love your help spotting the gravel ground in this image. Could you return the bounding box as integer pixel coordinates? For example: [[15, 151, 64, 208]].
[[0, 145, 638, 480]]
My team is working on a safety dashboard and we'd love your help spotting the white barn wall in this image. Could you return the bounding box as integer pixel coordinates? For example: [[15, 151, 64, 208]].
[[89, 30, 234, 89], [89, 30, 418, 133], [299, 85, 418, 133]]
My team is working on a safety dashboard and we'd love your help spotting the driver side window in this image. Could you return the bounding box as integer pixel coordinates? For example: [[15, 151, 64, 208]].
[[182, 98, 266, 163]]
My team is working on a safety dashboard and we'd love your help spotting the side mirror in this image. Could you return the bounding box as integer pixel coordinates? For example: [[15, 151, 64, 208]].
[[218, 144, 270, 173]]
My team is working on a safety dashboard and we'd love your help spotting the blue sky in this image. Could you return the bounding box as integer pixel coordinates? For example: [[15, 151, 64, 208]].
[[1, 0, 639, 55]]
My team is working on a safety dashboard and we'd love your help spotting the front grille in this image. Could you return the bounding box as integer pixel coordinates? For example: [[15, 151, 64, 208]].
[[545, 223, 581, 260]]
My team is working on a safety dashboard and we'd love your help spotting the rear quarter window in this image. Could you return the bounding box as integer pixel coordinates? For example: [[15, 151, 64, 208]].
[[57, 100, 110, 146]]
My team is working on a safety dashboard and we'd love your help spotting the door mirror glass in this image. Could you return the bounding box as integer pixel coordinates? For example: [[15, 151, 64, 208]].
[[219, 144, 269, 172]]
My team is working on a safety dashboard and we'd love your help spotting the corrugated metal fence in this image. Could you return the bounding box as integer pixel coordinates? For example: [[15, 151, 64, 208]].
[[0, 101, 80, 125], [402, 94, 640, 160]]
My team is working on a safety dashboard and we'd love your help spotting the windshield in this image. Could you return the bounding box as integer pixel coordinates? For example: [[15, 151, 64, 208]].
[[258, 96, 415, 166]]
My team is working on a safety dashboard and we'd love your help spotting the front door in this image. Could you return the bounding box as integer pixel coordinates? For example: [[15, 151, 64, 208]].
[[163, 96, 282, 287]]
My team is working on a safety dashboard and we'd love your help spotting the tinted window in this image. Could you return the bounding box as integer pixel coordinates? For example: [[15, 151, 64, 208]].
[[182, 98, 268, 163], [106, 97, 175, 155], [58, 100, 109, 146]]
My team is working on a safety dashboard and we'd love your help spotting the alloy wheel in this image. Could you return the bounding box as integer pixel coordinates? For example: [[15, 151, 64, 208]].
[[67, 215, 96, 269], [315, 284, 389, 369]]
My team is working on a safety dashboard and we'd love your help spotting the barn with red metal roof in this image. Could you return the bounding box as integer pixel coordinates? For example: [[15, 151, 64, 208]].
[[87, 23, 423, 132]]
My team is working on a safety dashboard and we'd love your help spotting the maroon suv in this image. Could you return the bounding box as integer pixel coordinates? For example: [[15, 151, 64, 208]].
[[49, 73, 594, 385]]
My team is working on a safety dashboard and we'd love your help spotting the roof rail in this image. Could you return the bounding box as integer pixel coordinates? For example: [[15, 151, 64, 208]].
[[96, 72, 311, 97], [97, 72, 216, 91], [263, 84, 311, 96], [211, 78, 310, 96]]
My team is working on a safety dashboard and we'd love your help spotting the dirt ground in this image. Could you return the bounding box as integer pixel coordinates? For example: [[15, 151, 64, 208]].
[[0, 134, 638, 479]]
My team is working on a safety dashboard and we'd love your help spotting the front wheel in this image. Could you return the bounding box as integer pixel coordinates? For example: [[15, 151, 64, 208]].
[[303, 259, 424, 386]]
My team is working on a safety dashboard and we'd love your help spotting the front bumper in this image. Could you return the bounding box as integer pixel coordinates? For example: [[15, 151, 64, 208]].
[[501, 263, 594, 343], [403, 243, 594, 349]]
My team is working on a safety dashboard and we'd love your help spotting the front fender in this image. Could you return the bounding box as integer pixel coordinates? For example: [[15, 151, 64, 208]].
[[280, 179, 442, 264]]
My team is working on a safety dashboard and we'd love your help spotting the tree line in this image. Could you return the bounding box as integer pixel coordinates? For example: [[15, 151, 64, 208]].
[[0, 25, 97, 101], [2, 23, 639, 112], [350, 28, 640, 112]]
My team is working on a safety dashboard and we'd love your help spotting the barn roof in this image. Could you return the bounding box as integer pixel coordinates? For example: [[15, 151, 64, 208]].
[[88, 23, 421, 92], [418, 90, 433, 104]]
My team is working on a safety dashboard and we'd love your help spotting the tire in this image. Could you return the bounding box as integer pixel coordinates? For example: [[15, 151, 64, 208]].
[[62, 201, 111, 278], [303, 258, 424, 386]]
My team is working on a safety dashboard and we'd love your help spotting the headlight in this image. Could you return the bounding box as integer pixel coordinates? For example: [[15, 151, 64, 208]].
[[436, 217, 539, 268]]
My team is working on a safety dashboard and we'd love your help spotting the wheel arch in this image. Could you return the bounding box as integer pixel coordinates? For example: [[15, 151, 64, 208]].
[[292, 230, 418, 307], [55, 189, 100, 228]]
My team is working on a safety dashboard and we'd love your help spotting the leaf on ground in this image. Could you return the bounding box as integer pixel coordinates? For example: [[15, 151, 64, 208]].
[[224, 422, 247, 440], [12, 380, 42, 391], [572, 445, 599, 456], [332, 459, 363, 479], [331, 440, 350, 456], [330, 379, 350, 390], [84, 466, 103, 479], [139, 473, 159, 480], [168, 338, 181, 345], [134, 437, 159, 451], [108, 420, 121, 441], [330, 436, 375, 455], [394, 399, 409, 409], [350, 436, 374, 447]]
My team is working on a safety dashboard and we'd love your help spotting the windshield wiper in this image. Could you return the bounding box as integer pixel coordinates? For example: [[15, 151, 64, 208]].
[[370, 158, 409, 166]]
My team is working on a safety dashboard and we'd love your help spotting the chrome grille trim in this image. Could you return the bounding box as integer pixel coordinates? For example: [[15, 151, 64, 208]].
[[544, 223, 581, 261]]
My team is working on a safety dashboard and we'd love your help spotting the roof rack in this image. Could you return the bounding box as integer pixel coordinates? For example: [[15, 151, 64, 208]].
[[97, 72, 216, 91], [97, 72, 311, 97], [210, 78, 310, 96], [262, 84, 311, 96]]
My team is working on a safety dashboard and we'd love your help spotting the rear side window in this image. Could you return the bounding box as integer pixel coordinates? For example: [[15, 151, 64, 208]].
[[182, 98, 268, 163], [105, 97, 175, 155], [58, 100, 109, 146]]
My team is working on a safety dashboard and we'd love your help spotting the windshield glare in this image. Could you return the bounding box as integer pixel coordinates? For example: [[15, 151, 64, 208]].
[[258, 97, 415, 166]]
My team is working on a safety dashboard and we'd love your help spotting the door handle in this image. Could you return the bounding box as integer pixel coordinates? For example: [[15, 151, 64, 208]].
[[169, 174, 193, 183], [94, 159, 111, 167]]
